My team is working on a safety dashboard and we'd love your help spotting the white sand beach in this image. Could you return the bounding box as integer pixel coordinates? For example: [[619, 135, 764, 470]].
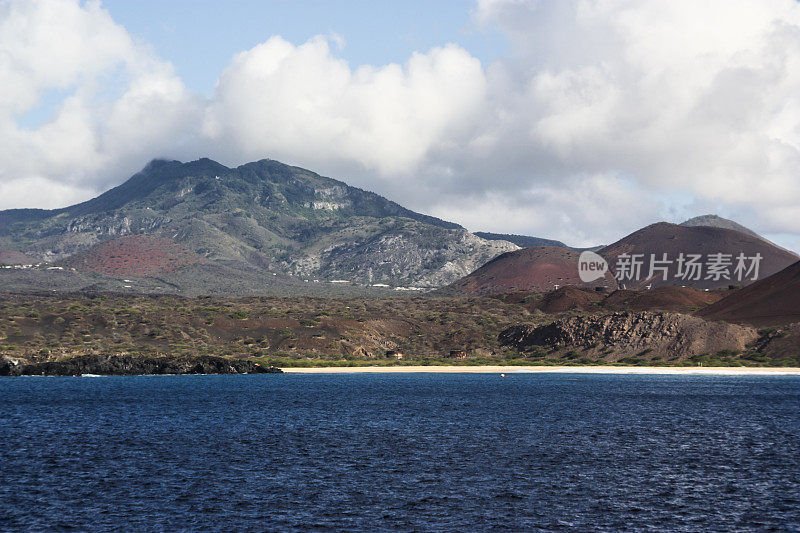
[[281, 366, 800, 375]]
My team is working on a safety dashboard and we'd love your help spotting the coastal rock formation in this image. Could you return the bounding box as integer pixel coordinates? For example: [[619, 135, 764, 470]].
[[500, 311, 758, 360], [0, 354, 282, 376]]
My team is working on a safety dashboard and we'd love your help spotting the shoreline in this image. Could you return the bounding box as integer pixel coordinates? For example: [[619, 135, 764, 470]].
[[281, 365, 800, 375]]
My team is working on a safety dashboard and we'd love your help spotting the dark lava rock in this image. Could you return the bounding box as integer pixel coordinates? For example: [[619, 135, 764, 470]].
[[0, 354, 282, 376], [499, 311, 757, 359]]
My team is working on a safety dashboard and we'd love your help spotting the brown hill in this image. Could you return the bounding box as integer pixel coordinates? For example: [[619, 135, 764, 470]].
[[600, 222, 797, 290], [534, 286, 604, 313], [601, 286, 724, 313], [698, 260, 800, 326], [442, 246, 618, 297], [61, 235, 201, 278], [0, 251, 36, 266], [510, 285, 722, 315]]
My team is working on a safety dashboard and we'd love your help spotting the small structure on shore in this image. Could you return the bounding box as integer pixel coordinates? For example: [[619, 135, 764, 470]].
[[449, 350, 467, 360], [385, 350, 404, 360]]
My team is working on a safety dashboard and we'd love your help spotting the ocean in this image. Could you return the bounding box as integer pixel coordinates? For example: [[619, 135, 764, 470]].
[[2, 373, 799, 531]]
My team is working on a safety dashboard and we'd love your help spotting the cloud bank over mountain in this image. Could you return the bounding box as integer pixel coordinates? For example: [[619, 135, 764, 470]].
[[2, 0, 800, 249]]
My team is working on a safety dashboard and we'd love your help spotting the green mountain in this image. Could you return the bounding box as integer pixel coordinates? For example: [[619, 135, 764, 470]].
[[0, 158, 517, 293], [473, 232, 569, 249]]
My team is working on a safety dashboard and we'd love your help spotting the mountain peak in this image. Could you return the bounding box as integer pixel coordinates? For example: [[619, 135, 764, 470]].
[[64, 158, 230, 216], [141, 158, 177, 171], [0, 155, 510, 293], [679, 214, 760, 239], [600, 221, 797, 290], [183, 157, 230, 174]]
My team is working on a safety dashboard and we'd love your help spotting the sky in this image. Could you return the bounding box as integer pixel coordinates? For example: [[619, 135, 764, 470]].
[[2, 0, 800, 251]]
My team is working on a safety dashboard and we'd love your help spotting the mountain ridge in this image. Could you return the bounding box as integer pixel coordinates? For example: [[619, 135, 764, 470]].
[[473, 232, 569, 249], [0, 157, 516, 292]]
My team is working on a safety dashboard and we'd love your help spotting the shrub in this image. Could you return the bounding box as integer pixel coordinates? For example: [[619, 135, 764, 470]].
[[525, 346, 547, 358]]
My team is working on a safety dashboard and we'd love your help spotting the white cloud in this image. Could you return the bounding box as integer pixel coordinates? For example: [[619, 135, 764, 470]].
[[469, 1, 800, 232], [0, 0, 131, 115], [3, 0, 800, 251], [429, 174, 659, 248], [203, 35, 486, 176], [0, 0, 198, 193], [0, 174, 95, 210]]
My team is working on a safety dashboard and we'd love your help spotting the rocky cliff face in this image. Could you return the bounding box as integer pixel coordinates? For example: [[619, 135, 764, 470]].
[[0, 354, 282, 376], [500, 311, 758, 360], [315, 226, 514, 288], [0, 158, 516, 291]]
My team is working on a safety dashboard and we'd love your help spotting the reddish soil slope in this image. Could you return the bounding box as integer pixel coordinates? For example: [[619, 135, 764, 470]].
[[534, 286, 604, 313], [444, 246, 618, 296], [62, 235, 201, 277], [0, 251, 37, 266], [508, 285, 722, 315], [601, 286, 723, 313], [600, 222, 796, 290], [699, 260, 800, 326]]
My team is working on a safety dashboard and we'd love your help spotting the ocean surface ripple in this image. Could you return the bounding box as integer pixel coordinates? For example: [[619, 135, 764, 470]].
[[2, 373, 799, 531]]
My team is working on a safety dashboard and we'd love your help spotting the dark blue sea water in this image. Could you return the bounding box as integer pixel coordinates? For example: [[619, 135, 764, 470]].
[[2, 373, 800, 532]]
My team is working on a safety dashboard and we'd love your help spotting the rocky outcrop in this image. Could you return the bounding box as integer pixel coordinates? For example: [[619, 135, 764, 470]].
[[0, 354, 282, 376], [500, 311, 758, 359], [316, 227, 517, 288], [474, 231, 571, 250]]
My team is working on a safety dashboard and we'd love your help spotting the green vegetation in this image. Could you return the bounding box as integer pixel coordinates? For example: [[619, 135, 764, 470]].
[[0, 292, 539, 365], [0, 292, 796, 368], [0, 157, 509, 292]]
